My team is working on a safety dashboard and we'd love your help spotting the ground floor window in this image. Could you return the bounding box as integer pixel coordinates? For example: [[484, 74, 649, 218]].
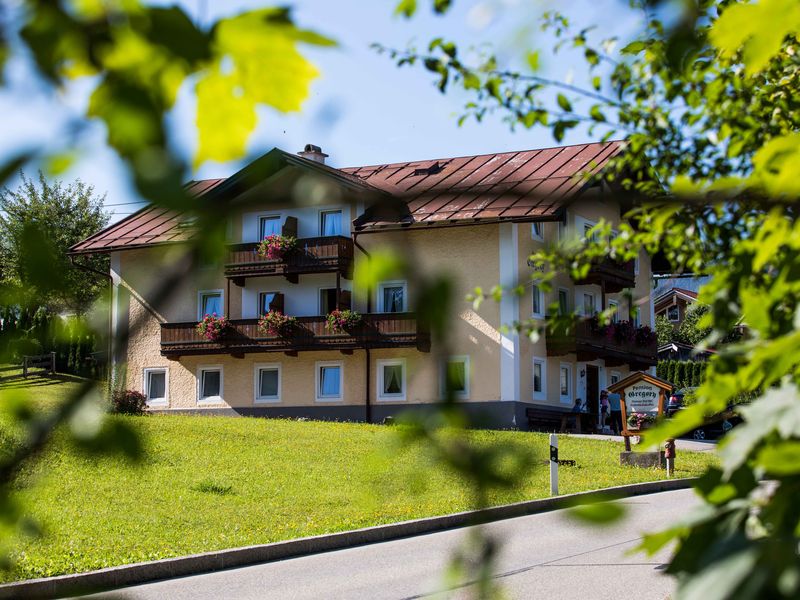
[[532, 358, 546, 400], [442, 356, 469, 399], [143, 368, 168, 406], [254, 364, 281, 402], [316, 361, 343, 401], [197, 365, 223, 403], [378, 359, 406, 401], [559, 363, 572, 402]]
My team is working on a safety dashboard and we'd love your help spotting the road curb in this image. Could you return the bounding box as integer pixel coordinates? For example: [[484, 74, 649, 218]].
[[0, 477, 697, 599]]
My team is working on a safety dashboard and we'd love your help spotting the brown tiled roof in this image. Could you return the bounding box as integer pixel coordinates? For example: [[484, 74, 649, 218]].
[[69, 141, 624, 255]]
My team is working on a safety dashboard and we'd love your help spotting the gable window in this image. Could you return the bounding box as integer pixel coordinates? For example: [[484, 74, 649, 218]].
[[320, 210, 343, 236], [531, 222, 544, 241], [559, 363, 572, 402], [316, 361, 343, 401], [667, 305, 679, 322], [198, 290, 223, 320], [259, 292, 279, 316], [259, 215, 281, 239], [442, 356, 469, 399], [610, 371, 621, 385], [197, 365, 223, 404], [583, 293, 596, 317], [143, 368, 168, 406], [609, 300, 620, 323], [558, 289, 570, 316], [533, 358, 546, 401], [320, 288, 338, 315], [532, 285, 544, 318], [378, 359, 406, 401], [254, 364, 281, 403], [378, 281, 407, 313]]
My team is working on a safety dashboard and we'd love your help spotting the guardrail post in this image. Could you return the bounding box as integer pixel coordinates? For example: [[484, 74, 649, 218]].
[[549, 433, 559, 496]]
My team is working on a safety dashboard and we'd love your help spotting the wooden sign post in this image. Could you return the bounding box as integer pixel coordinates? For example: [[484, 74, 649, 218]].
[[608, 371, 672, 466]]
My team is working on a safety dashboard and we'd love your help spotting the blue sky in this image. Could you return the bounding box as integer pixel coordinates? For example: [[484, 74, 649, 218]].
[[0, 1, 642, 221]]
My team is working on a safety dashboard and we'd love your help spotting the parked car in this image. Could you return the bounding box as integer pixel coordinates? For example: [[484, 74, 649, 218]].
[[665, 389, 742, 440]]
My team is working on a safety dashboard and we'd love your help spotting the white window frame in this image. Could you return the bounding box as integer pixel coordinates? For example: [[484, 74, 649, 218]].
[[577, 216, 598, 243], [532, 358, 546, 401], [319, 286, 338, 315], [197, 289, 224, 320], [559, 363, 573, 404], [254, 363, 281, 403], [143, 367, 168, 407], [377, 358, 407, 402], [633, 306, 642, 327], [579, 290, 597, 317], [531, 222, 544, 241], [610, 371, 622, 385], [609, 299, 620, 323], [197, 364, 224, 405], [667, 305, 680, 322], [258, 214, 282, 239], [531, 285, 545, 319], [315, 360, 344, 402], [558, 288, 570, 316], [319, 209, 344, 237], [377, 280, 408, 313], [441, 355, 470, 400]]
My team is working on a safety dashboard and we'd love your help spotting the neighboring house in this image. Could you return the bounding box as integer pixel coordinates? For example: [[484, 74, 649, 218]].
[[654, 287, 699, 331], [69, 141, 656, 429]]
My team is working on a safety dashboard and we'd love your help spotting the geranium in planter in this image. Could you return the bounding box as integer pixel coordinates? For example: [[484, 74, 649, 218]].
[[257, 234, 297, 260], [196, 313, 230, 342], [626, 412, 657, 431], [635, 325, 656, 347], [258, 310, 297, 337], [325, 309, 362, 334]]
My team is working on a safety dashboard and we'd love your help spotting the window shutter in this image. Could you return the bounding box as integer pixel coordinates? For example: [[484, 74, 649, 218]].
[[282, 216, 298, 238], [338, 289, 351, 310], [269, 293, 284, 313]]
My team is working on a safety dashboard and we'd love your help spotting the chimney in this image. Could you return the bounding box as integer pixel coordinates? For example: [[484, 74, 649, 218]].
[[297, 144, 329, 164]]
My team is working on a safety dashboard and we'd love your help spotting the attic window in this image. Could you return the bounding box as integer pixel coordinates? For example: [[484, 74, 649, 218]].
[[413, 163, 443, 176], [176, 215, 198, 229]]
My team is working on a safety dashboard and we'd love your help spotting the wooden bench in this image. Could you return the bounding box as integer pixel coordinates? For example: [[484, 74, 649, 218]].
[[526, 406, 598, 434]]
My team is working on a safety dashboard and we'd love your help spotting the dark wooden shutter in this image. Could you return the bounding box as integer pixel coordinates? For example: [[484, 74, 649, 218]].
[[337, 289, 351, 310], [282, 216, 298, 238], [269, 293, 284, 313]]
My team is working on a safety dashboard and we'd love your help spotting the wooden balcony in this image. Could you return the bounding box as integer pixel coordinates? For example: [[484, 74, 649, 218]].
[[546, 318, 657, 368], [160, 313, 429, 357], [573, 257, 635, 293], [225, 236, 354, 285]]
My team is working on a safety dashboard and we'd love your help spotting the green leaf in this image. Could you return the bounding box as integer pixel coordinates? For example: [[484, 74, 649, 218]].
[[568, 499, 626, 525], [556, 93, 572, 112], [757, 441, 800, 475], [589, 104, 606, 122], [526, 51, 540, 72], [394, 0, 417, 18]]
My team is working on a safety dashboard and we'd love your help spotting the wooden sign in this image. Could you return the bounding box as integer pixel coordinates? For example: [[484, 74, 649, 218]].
[[607, 371, 672, 440]]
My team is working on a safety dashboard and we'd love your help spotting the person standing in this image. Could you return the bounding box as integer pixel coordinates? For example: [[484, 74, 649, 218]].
[[608, 391, 623, 435], [600, 390, 609, 432]]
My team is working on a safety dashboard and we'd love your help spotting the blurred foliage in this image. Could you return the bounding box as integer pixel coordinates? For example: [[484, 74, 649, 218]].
[[0, 173, 109, 314], [389, 0, 800, 598]]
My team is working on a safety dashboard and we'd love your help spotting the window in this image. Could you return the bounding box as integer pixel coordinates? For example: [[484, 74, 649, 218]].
[[254, 364, 281, 403], [259, 292, 278, 316], [378, 281, 407, 313], [583, 293, 596, 316], [198, 290, 223, 320], [558, 289, 570, 316], [667, 305, 679, 322], [610, 371, 621, 385], [609, 300, 620, 323], [320, 210, 343, 236], [197, 365, 223, 404], [316, 361, 343, 401], [442, 356, 469, 399], [143, 368, 168, 406], [531, 222, 544, 241], [581, 219, 598, 242], [320, 288, 337, 315], [533, 358, 546, 401], [633, 306, 642, 327], [559, 363, 572, 402], [377, 359, 406, 401], [532, 285, 544, 318], [259, 216, 281, 239]]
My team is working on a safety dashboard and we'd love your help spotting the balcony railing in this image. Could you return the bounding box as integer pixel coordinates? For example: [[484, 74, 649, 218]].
[[573, 257, 635, 293], [225, 236, 354, 284], [161, 313, 428, 357], [546, 317, 657, 367]]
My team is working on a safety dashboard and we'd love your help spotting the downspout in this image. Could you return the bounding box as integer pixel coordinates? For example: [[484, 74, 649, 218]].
[[69, 255, 113, 382], [353, 232, 372, 423]]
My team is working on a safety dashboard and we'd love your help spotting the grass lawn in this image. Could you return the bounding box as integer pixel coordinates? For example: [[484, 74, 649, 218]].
[[0, 373, 718, 583]]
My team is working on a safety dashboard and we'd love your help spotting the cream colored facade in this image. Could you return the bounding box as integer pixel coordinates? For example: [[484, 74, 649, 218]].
[[108, 173, 655, 429]]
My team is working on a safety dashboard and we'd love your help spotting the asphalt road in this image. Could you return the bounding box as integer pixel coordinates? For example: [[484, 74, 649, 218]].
[[82, 488, 698, 600]]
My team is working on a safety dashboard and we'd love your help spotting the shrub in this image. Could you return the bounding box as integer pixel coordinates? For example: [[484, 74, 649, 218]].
[[258, 310, 297, 337], [10, 337, 43, 362], [257, 234, 297, 260], [111, 389, 147, 415], [196, 314, 229, 341], [325, 309, 362, 334]]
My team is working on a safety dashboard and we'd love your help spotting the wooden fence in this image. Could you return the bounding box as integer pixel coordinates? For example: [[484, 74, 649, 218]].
[[22, 352, 57, 377]]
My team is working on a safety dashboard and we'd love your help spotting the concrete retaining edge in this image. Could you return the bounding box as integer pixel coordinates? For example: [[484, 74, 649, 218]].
[[0, 477, 697, 599]]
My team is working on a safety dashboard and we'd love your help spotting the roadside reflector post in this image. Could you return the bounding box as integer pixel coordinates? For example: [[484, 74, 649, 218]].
[[549, 433, 559, 496]]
